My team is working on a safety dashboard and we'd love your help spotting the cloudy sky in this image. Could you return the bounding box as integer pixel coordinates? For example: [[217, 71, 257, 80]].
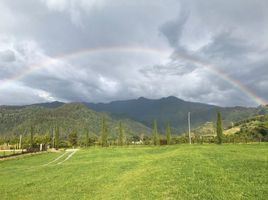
[[0, 0, 267, 106]]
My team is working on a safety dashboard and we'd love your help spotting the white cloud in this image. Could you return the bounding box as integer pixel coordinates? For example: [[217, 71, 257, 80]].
[[0, 82, 56, 105], [40, 0, 106, 26], [0, 0, 267, 106]]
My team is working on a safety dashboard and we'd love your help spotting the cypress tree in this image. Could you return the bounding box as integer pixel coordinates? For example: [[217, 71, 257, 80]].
[[51, 127, 54, 148], [30, 125, 34, 148], [55, 126, 60, 149], [101, 117, 108, 147], [85, 128, 89, 147], [152, 120, 159, 145], [216, 112, 223, 144], [166, 123, 171, 145], [118, 122, 124, 146]]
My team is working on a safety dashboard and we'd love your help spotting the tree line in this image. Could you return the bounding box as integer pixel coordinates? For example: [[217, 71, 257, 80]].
[[0, 112, 267, 149]]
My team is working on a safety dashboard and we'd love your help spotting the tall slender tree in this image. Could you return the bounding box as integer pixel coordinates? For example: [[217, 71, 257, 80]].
[[51, 127, 54, 148], [216, 112, 223, 144], [101, 117, 108, 147], [30, 125, 34, 148], [84, 128, 89, 147], [152, 120, 159, 145], [118, 122, 124, 146], [55, 126, 60, 149], [166, 123, 171, 145]]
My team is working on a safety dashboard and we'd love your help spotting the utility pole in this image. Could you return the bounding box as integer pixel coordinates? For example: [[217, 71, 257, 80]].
[[188, 112, 191, 144]]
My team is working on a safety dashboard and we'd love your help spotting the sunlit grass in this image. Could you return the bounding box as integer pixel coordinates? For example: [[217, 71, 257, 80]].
[[0, 150, 22, 157], [0, 144, 267, 200]]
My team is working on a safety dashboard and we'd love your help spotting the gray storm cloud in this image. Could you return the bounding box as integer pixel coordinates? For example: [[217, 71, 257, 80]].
[[0, 0, 267, 106]]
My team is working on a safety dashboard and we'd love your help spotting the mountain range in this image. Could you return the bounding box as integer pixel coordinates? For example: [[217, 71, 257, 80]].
[[0, 103, 150, 137], [86, 96, 267, 132], [0, 96, 267, 136]]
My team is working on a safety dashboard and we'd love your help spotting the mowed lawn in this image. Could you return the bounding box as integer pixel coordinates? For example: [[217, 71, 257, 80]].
[[0, 151, 13, 157], [0, 150, 23, 157], [0, 144, 267, 200]]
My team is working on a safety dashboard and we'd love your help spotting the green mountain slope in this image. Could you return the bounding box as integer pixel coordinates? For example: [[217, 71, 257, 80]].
[[2, 98, 266, 136], [224, 114, 268, 141], [86, 96, 260, 133], [192, 122, 216, 136], [0, 103, 151, 137]]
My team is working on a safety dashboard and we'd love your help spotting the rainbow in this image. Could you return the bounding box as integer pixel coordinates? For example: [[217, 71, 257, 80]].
[[171, 51, 267, 106], [0, 46, 266, 105], [0, 46, 170, 87]]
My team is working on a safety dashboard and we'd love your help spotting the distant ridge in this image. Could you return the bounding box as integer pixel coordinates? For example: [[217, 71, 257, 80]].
[[0, 102, 151, 136], [0, 101, 64, 109], [1, 96, 266, 134], [29, 101, 65, 108], [85, 96, 259, 132]]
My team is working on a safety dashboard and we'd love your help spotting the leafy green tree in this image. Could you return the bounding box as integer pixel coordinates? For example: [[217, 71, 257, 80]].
[[89, 134, 98, 146], [30, 125, 34, 148], [50, 127, 54, 148], [84, 128, 89, 147], [34, 134, 44, 145], [101, 117, 108, 147], [216, 112, 223, 144], [69, 129, 78, 148], [43, 131, 51, 145], [118, 122, 124, 146], [166, 123, 171, 145], [55, 126, 60, 149], [0, 136, 4, 145], [152, 120, 159, 145]]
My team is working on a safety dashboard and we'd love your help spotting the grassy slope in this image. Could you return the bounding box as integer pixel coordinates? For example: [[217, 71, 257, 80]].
[[223, 115, 268, 136], [0, 145, 267, 200], [224, 127, 241, 135]]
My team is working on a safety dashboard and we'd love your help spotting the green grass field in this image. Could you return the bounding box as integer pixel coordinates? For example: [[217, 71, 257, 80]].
[[0, 144, 267, 200], [0, 150, 20, 157], [0, 151, 11, 157]]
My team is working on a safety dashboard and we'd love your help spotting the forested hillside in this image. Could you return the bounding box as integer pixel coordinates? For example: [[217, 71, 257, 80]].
[[1, 98, 266, 137], [0, 103, 151, 137], [224, 114, 268, 141], [86, 96, 262, 132]]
